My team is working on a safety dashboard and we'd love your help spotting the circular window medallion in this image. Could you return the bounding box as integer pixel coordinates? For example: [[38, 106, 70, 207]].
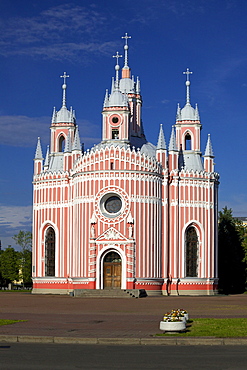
[[112, 117, 119, 124], [110, 115, 121, 127], [105, 196, 122, 214], [100, 193, 122, 218], [95, 187, 130, 224]]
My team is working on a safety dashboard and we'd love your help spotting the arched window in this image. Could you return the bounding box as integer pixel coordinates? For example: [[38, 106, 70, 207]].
[[185, 133, 191, 150], [185, 226, 198, 277], [112, 129, 119, 139], [45, 227, 55, 276], [58, 135, 65, 152]]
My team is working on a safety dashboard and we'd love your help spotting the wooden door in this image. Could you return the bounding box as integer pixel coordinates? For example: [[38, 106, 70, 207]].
[[103, 262, 121, 289]]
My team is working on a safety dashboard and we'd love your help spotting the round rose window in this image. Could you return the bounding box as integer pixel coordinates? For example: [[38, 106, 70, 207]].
[[105, 196, 122, 214]]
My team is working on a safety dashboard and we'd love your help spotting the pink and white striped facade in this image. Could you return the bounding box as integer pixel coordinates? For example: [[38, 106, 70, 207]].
[[32, 36, 219, 296]]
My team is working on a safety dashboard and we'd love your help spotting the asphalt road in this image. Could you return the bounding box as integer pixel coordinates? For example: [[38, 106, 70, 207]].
[[0, 343, 247, 369]]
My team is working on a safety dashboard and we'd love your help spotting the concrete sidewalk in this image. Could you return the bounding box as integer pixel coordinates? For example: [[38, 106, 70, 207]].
[[0, 292, 246, 345]]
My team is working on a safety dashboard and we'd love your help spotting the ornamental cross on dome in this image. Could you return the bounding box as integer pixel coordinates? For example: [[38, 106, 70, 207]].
[[121, 32, 131, 67], [113, 51, 122, 86], [60, 72, 70, 107], [183, 68, 193, 105]]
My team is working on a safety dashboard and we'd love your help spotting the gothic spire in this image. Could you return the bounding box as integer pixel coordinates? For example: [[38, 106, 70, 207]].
[[168, 126, 178, 151], [35, 137, 43, 159], [44, 145, 50, 167], [64, 130, 71, 153], [157, 124, 166, 150], [72, 126, 81, 151], [204, 134, 214, 157]]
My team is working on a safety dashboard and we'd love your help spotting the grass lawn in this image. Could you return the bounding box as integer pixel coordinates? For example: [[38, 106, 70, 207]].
[[0, 320, 26, 326], [157, 318, 247, 337]]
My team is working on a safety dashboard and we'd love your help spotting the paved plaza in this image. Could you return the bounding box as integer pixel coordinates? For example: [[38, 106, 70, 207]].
[[0, 292, 246, 341]]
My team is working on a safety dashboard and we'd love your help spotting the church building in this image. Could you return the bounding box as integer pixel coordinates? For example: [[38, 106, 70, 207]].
[[32, 34, 219, 296]]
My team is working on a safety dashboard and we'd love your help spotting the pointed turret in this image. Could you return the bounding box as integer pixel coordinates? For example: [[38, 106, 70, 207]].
[[34, 137, 43, 175], [157, 124, 166, 150], [64, 130, 71, 153], [204, 134, 214, 157], [103, 89, 109, 108], [51, 72, 76, 125], [168, 126, 177, 152], [48, 73, 77, 172], [204, 134, 214, 172], [72, 126, 81, 151], [35, 137, 43, 159], [174, 69, 203, 172], [156, 124, 167, 168], [168, 127, 178, 171], [44, 145, 50, 171], [101, 33, 147, 148]]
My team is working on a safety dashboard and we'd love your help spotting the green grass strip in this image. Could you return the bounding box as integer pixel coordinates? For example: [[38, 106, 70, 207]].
[[157, 318, 247, 337], [0, 319, 26, 326]]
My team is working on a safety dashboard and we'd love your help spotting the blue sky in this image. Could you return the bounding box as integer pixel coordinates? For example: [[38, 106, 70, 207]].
[[0, 0, 247, 249]]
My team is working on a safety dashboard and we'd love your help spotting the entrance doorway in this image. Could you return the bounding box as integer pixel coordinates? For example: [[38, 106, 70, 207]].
[[103, 251, 121, 289]]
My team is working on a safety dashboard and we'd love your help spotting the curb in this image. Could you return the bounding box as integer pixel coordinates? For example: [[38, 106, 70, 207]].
[[0, 335, 247, 345]]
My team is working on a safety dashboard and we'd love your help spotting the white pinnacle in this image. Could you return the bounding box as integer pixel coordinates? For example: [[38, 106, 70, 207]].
[[121, 32, 131, 68], [183, 68, 193, 105], [112, 52, 122, 88], [60, 72, 69, 108]]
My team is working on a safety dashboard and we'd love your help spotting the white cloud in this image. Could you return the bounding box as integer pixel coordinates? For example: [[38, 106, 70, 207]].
[[0, 115, 100, 148], [0, 115, 50, 147], [0, 205, 32, 249], [0, 3, 116, 61]]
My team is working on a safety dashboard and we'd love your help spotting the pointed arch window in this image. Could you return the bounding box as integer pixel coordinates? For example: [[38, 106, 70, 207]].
[[112, 129, 119, 139], [185, 133, 191, 150], [45, 227, 55, 276], [58, 135, 65, 152], [185, 226, 198, 277]]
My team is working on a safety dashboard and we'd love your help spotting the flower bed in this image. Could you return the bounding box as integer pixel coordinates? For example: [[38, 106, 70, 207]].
[[160, 308, 189, 332]]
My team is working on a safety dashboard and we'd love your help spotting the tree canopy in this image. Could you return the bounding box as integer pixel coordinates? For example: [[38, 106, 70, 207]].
[[218, 207, 246, 294]]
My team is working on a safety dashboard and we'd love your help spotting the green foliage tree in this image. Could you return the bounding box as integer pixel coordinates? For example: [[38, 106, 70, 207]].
[[13, 231, 32, 252], [218, 207, 246, 294], [0, 246, 20, 285], [13, 231, 32, 287], [20, 249, 32, 285]]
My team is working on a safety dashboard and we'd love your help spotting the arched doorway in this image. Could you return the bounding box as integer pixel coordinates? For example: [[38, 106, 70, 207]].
[[103, 251, 121, 289], [185, 226, 198, 277], [45, 227, 55, 276]]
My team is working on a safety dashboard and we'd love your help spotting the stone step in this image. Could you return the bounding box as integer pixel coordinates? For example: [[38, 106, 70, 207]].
[[73, 289, 146, 298]]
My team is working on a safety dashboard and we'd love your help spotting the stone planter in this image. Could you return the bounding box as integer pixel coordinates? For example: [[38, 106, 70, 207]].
[[159, 320, 186, 332], [183, 313, 189, 321]]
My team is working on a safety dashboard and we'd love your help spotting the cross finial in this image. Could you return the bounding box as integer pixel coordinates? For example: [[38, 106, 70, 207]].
[[183, 68, 193, 105], [60, 72, 69, 85], [113, 51, 122, 63], [121, 33, 131, 67], [113, 52, 122, 87], [122, 32, 131, 43], [60, 72, 69, 107], [183, 68, 193, 81]]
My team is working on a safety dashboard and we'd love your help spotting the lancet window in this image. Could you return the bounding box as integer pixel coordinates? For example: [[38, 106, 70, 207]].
[[185, 226, 198, 277], [45, 227, 55, 276]]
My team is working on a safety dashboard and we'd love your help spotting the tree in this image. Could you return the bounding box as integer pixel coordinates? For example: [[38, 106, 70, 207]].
[[218, 207, 246, 294], [13, 231, 32, 252], [0, 246, 20, 285], [13, 231, 32, 288], [20, 249, 32, 286]]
